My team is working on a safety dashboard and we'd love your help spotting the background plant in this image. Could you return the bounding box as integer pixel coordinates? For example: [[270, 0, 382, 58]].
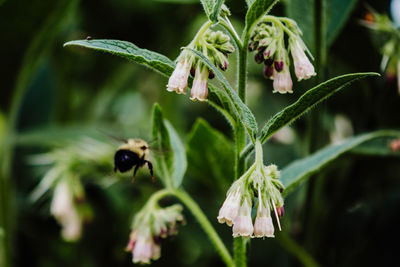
[[1, 0, 400, 267]]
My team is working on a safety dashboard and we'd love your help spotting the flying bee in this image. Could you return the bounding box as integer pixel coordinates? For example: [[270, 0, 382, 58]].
[[113, 138, 154, 183]]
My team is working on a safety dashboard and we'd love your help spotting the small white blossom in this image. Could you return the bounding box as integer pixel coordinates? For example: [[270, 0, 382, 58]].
[[132, 232, 153, 264], [217, 189, 241, 226], [232, 198, 254, 237], [190, 65, 209, 101], [50, 180, 83, 242], [167, 57, 192, 94], [273, 67, 293, 94], [253, 192, 274, 238], [290, 39, 316, 81]]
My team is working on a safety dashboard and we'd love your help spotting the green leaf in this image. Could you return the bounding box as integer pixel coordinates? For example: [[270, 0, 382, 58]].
[[210, 0, 224, 23], [186, 119, 234, 190], [151, 104, 187, 188], [259, 72, 379, 144], [246, 0, 255, 7], [286, 0, 358, 52], [281, 130, 400, 196], [64, 39, 175, 77], [325, 0, 358, 46], [350, 137, 400, 157], [242, 0, 279, 41], [200, 0, 215, 19], [186, 48, 258, 141], [286, 0, 315, 52]]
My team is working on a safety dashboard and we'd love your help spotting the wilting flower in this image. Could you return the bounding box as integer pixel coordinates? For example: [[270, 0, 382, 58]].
[[126, 202, 184, 264], [190, 64, 209, 101], [232, 198, 254, 237], [273, 67, 293, 94], [290, 39, 316, 81], [217, 140, 284, 238], [167, 55, 193, 94]]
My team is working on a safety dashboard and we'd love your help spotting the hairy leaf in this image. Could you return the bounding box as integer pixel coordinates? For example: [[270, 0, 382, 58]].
[[64, 39, 175, 77], [211, 0, 224, 22], [281, 130, 400, 196], [200, 0, 215, 19], [187, 48, 258, 141], [151, 104, 187, 188], [242, 0, 279, 41], [259, 72, 379, 144], [186, 119, 234, 190]]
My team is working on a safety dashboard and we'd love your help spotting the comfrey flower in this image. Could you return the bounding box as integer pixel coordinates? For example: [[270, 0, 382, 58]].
[[190, 64, 209, 101], [289, 38, 316, 81], [167, 53, 194, 94], [166, 26, 234, 101], [50, 178, 89, 242], [126, 202, 184, 264], [217, 140, 284, 238], [248, 16, 316, 93]]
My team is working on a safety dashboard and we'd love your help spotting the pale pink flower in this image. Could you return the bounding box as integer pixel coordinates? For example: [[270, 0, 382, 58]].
[[253, 197, 274, 238], [167, 58, 192, 94], [290, 39, 316, 81], [50, 180, 83, 242], [273, 68, 293, 94], [190, 66, 209, 101], [217, 190, 241, 226], [132, 231, 153, 264], [232, 199, 254, 237]]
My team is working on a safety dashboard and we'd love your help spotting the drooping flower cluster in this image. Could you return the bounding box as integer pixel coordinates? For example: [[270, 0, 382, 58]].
[[248, 17, 316, 93], [167, 27, 234, 101], [217, 140, 284, 238], [126, 202, 184, 264], [362, 3, 400, 94], [30, 138, 112, 241]]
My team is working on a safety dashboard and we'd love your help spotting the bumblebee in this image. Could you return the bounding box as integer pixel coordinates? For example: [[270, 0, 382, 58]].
[[114, 138, 154, 182]]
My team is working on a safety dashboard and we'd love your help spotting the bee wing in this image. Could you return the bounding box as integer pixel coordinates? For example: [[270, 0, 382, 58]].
[[98, 129, 128, 144]]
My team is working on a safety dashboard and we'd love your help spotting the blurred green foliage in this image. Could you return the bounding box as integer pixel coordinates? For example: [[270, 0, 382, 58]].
[[1, 0, 400, 266]]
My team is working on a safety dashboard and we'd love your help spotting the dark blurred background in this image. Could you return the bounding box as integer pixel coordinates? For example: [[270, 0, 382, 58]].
[[1, 0, 400, 266]]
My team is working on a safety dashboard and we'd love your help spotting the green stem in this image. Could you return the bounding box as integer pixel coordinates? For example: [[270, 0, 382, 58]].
[[232, 26, 251, 267], [220, 18, 243, 50], [172, 189, 234, 267], [234, 238, 247, 267]]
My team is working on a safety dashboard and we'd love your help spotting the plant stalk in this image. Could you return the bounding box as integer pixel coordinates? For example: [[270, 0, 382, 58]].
[[172, 189, 234, 267]]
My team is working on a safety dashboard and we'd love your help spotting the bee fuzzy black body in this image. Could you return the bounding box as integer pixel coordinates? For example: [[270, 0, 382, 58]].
[[113, 138, 153, 182]]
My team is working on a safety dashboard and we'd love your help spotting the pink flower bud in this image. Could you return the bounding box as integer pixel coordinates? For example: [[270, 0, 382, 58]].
[[217, 190, 241, 226], [273, 68, 293, 94], [167, 58, 192, 94], [232, 199, 254, 237], [290, 39, 316, 81], [190, 66, 209, 102]]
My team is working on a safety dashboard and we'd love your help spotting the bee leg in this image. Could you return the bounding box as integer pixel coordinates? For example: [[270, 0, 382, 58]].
[[146, 161, 154, 182], [132, 164, 140, 184]]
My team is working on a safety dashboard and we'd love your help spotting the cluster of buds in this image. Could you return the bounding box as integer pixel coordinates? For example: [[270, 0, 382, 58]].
[[167, 27, 234, 101], [362, 3, 400, 94], [50, 177, 92, 242], [248, 17, 316, 93], [126, 203, 184, 264], [217, 140, 284, 238]]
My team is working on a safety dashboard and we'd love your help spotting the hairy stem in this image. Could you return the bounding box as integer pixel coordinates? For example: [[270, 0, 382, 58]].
[[172, 189, 234, 267]]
